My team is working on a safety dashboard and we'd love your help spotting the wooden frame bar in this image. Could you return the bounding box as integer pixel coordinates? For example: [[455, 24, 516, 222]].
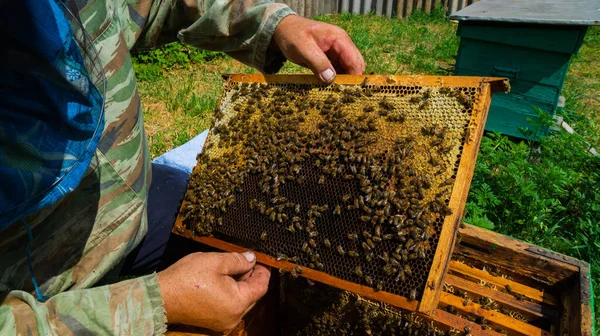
[[172, 74, 509, 317]]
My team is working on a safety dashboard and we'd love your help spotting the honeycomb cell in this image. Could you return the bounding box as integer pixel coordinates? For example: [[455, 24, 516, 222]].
[[181, 80, 481, 302]]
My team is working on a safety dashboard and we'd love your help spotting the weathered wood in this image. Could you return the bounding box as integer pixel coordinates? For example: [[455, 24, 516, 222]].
[[418, 82, 493, 315], [449, 0, 459, 15], [440, 292, 553, 336], [456, 224, 578, 286], [445, 274, 560, 322], [385, 0, 393, 18], [405, 0, 414, 18], [415, 0, 423, 12], [578, 262, 594, 336], [424, 0, 432, 13], [395, 0, 404, 17], [448, 260, 559, 306], [432, 309, 505, 336]]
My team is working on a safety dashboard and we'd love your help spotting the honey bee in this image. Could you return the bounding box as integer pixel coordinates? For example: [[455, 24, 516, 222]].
[[348, 250, 359, 257], [458, 90, 473, 107], [409, 288, 417, 301], [418, 100, 430, 110], [375, 281, 383, 292], [318, 175, 325, 184], [354, 266, 363, 277], [347, 233, 359, 240], [309, 239, 317, 248], [395, 270, 406, 282], [337, 245, 346, 255], [323, 239, 331, 248], [276, 253, 288, 261], [422, 89, 432, 100], [290, 266, 303, 278], [364, 275, 373, 286], [260, 231, 267, 241]]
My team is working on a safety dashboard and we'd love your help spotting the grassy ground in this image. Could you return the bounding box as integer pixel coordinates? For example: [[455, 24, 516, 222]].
[[134, 9, 600, 325]]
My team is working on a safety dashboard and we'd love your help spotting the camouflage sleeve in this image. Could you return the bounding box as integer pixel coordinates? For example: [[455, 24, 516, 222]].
[[0, 274, 167, 336], [136, 0, 296, 73]]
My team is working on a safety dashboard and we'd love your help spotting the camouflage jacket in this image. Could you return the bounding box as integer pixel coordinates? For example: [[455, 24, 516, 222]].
[[0, 0, 293, 335]]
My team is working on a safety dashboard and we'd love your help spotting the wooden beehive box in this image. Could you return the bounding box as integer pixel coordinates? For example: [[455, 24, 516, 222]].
[[172, 74, 510, 315], [166, 223, 594, 336], [277, 223, 595, 336], [450, 0, 599, 139]]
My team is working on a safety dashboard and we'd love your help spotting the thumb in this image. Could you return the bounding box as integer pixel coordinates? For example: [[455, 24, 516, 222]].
[[219, 251, 256, 276], [299, 39, 336, 83]]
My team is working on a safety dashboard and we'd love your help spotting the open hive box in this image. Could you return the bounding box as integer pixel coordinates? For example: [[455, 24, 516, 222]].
[[172, 74, 511, 315], [277, 224, 594, 336], [167, 223, 594, 336]]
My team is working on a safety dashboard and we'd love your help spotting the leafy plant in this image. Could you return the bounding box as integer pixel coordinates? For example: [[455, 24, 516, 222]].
[[132, 42, 224, 81], [464, 109, 600, 324]]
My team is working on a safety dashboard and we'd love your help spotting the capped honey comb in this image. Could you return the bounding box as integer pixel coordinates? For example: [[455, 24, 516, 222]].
[[173, 75, 509, 313]]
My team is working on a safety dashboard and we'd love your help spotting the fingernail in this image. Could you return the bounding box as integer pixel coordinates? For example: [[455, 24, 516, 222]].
[[320, 68, 335, 82], [243, 251, 255, 263]]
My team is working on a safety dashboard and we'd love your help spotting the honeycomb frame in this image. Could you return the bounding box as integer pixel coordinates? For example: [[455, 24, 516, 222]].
[[172, 74, 509, 314]]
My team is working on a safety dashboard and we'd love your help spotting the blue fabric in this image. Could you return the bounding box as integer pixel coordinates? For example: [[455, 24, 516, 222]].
[[0, 0, 104, 229], [153, 130, 208, 174]]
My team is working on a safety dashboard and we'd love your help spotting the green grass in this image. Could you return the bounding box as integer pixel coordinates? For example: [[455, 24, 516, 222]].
[[134, 10, 600, 326]]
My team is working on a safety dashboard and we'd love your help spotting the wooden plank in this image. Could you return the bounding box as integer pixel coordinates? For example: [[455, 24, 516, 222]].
[[457, 224, 579, 285], [395, 0, 404, 17], [445, 274, 560, 322], [341, 0, 349, 12], [415, 0, 423, 12], [385, 0, 393, 18], [424, 0, 432, 13], [449, 260, 559, 307], [221, 74, 509, 92], [449, 0, 458, 15], [405, 0, 414, 18], [433, 309, 505, 336], [440, 292, 553, 336], [417, 82, 493, 315], [578, 262, 594, 336]]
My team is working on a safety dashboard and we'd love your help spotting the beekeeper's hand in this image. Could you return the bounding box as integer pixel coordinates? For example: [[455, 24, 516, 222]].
[[273, 15, 365, 83], [158, 251, 270, 331]]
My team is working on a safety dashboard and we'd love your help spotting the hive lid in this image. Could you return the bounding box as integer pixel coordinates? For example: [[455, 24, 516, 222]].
[[172, 74, 509, 315], [450, 0, 600, 26]]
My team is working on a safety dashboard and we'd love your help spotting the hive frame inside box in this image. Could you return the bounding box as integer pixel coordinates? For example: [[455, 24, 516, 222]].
[[172, 74, 509, 315]]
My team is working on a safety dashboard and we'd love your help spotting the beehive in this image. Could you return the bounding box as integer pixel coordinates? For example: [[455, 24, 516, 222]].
[[173, 75, 509, 313], [277, 224, 595, 336]]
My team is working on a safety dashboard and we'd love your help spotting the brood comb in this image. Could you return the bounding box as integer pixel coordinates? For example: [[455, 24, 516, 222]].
[[173, 74, 509, 314]]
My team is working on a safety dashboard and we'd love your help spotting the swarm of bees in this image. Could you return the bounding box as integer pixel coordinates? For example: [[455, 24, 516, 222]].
[[181, 79, 478, 301]]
